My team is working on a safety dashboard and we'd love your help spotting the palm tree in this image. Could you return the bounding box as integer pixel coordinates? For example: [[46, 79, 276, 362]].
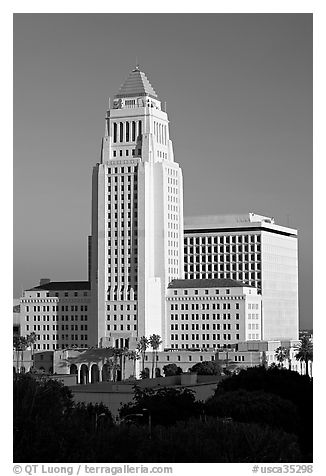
[[127, 349, 139, 378], [137, 336, 149, 374], [295, 336, 313, 376], [274, 346, 290, 368], [19, 336, 28, 372], [26, 332, 37, 369], [106, 357, 114, 381], [121, 347, 130, 380], [149, 334, 162, 378], [13, 336, 21, 373], [112, 348, 122, 382], [261, 350, 268, 369]]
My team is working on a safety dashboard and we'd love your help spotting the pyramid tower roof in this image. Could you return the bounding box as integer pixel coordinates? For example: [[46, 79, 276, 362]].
[[114, 66, 158, 99]]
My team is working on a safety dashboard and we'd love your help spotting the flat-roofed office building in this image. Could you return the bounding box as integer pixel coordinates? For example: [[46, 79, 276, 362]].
[[165, 278, 262, 350], [20, 279, 91, 350], [183, 214, 298, 340]]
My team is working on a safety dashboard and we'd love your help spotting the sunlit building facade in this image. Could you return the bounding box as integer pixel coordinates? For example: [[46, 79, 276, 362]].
[[90, 67, 184, 348], [184, 214, 298, 340]]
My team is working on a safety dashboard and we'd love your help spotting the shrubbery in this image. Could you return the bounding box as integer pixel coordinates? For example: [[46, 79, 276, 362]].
[[207, 366, 313, 461], [189, 360, 222, 375], [162, 363, 182, 376], [14, 366, 312, 462], [14, 374, 114, 462], [119, 385, 203, 426], [205, 389, 299, 435]]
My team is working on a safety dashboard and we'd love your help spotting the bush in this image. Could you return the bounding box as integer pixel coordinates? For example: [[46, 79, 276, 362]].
[[189, 360, 222, 375], [119, 385, 203, 426], [214, 366, 312, 461], [14, 374, 114, 462], [162, 363, 182, 376], [65, 417, 301, 463], [205, 389, 299, 435]]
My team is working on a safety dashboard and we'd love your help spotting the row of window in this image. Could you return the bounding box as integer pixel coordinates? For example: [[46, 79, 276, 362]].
[[25, 315, 88, 322], [248, 334, 260, 340], [112, 121, 142, 143], [167, 187, 178, 195], [107, 171, 138, 182], [107, 303, 137, 311], [167, 176, 178, 185], [170, 314, 240, 321], [185, 235, 261, 245], [170, 334, 240, 341], [108, 201, 136, 211], [107, 324, 137, 331], [171, 323, 240, 331], [170, 344, 232, 350], [108, 176, 137, 186], [185, 245, 261, 254], [108, 231, 137, 240], [168, 258, 179, 265], [174, 288, 232, 296], [32, 292, 88, 298], [62, 334, 88, 340], [247, 313, 260, 320], [157, 150, 167, 159], [107, 315, 137, 321], [185, 253, 261, 262], [153, 121, 167, 145], [170, 302, 240, 310], [185, 266, 261, 275], [145, 351, 233, 361], [184, 272, 260, 284], [248, 324, 259, 330], [26, 305, 88, 313], [112, 149, 141, 158], [107, 240, 137, 248], [107, 292, 138, 301], [27, 324, 88, 331]]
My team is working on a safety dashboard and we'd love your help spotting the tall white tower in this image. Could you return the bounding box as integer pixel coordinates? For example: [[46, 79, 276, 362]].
[[90, 67, 184, 349]]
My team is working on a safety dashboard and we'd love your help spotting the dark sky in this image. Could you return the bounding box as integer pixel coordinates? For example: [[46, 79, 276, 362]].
[[13, 13, 312, 329]]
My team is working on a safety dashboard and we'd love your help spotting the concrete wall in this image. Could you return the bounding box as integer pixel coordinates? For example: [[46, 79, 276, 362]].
[[261, 231, 299, 340]]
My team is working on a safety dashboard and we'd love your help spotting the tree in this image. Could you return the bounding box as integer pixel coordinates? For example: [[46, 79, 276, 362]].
[[14, 373, 114, 462], [205, 389, 299, 435], [261, 351, 268, 369], [112, 348, 122, 382], [26, 332, 38, 368], [13, 336, 29, 373], [163, 363, 183, 376], [119, 385, 203, 426], [189, 360, 222, 376], [13, 336, 21, 373], [121, 347, 130, 380], [275, 346, 290, 368], [295, 336, 313, 376], [127, 350, 139, 378], [148, 334, 162, 378], [213, 366, 313, 461], [136, 337, 149, 373], [140, 368, 150, 379]]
